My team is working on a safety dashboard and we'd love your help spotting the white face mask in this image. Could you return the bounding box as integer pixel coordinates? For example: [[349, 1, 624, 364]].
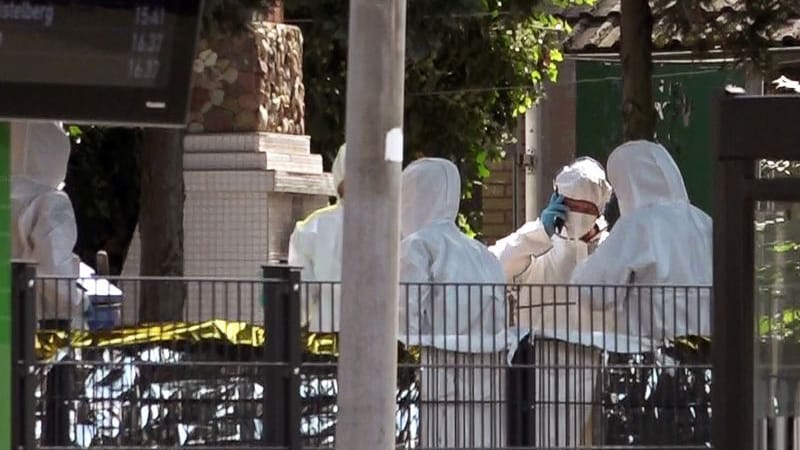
[[564, 212, 597, 240]]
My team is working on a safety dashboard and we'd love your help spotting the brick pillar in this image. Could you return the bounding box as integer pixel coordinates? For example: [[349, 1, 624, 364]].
[[482, 156, 525, 244]]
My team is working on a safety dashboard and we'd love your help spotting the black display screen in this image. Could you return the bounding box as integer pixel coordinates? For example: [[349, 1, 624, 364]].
[[0, 1, 202, 126]]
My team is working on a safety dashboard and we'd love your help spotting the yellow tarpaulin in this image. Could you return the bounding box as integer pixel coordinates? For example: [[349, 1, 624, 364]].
[[35, 320, 340, 361], [34, 320, 700, 362]]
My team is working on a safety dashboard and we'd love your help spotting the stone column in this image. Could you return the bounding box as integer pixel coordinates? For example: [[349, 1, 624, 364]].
[[187, 22, 305, 135], [122, 20, 333, 324]]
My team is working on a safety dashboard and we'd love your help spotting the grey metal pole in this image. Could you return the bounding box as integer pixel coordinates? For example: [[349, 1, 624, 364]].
[[524, 106, 540, 222], [335, 0, 406, 449]]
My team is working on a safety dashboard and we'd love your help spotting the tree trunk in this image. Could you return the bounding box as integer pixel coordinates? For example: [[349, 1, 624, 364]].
[[621, 0, 656, 141], [138, 128, 186, 323]]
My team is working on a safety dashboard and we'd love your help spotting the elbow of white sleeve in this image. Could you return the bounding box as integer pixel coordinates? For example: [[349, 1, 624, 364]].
[[510, 220, 553, 257], [491, 221, 553, 272]]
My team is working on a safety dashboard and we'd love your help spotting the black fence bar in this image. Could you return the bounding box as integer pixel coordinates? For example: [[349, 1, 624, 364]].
[[262, 265, 303, 450], [286, 268, 302, 450], [507, 334, 536, 446], [11, 261, 36, 450], [40, 316, 73, 447]]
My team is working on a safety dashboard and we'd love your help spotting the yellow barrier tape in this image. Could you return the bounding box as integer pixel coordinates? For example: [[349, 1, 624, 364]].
[[36, 320, 265, 361], [672, 335, 712, 351], [35, 321, 346, 362], [34, 321, 701, 362]]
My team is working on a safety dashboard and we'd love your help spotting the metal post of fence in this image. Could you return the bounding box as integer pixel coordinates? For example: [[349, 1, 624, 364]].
[[11, 261, 36, 450], [262, 264, 303, 450], [40, 312, 72, 446], [285, 267, 302, 450], [507, 333, 536, 446]]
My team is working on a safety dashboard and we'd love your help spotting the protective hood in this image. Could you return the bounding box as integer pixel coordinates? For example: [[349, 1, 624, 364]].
[[607, 140, 689, 217], [554, 157, 612, 211], [332, 143, 346, 195], [401, 158, 460, 237], [15, 122, 70, 189]]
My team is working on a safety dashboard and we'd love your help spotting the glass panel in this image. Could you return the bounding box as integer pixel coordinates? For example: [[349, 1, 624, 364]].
[[755, 201, 800, 449], [758, 160, 800, 179]]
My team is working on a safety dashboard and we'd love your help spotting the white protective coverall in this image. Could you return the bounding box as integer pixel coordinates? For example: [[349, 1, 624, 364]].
[[11, 121, 84, 325], [490, 157, 613, 333], [288, 144, 345, 332], [490, 157, 614, 449], [399, 158, 512, 449], [570, 140, 712, 341]]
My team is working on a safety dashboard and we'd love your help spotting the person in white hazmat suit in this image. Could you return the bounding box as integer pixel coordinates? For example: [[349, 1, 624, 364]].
[[570, 140, 712, 342], [398, 158, 512, 449], [490, 157, 613, 448], [490, 157, 613, 326], [287, 144, 346, 333], [11, 121, 85, 327]]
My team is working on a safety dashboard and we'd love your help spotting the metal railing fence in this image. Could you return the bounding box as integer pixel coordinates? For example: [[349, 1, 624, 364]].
[[11, 262, 713, 450]]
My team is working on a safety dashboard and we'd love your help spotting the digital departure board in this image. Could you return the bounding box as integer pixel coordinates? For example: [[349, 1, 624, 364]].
[[0, 1, 203, 127]]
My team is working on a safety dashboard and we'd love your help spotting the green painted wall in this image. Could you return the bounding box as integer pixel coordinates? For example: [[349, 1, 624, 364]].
[[575, 60, 744, 214], [0, 122, 10, 450]]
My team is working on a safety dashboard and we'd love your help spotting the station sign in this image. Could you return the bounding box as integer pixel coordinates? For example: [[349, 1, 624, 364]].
[[0, 1, 203, 127]]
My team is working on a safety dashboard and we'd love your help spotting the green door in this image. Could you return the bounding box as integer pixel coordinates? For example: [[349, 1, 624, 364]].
[[576, 60, 745, 214]]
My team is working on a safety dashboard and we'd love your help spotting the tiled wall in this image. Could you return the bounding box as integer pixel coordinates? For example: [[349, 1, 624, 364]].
[[121, 133, 332, 325], [0, 122, 11, 450]]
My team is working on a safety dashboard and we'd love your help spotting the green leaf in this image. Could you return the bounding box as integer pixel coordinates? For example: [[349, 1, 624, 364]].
[[68, 126, 83, 137], [286, 0, 583, 235], [773, 242, 799, 253], [457, 213, 478, 239]]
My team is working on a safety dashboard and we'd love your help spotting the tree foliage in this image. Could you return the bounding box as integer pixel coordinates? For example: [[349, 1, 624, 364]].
[[285, 0, 589, 231], [202, 0, 278, 35], [64, 127, 141, 274]]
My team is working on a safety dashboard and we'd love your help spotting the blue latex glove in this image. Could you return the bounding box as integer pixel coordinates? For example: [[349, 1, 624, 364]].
[[541, 193, 569, 237]]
